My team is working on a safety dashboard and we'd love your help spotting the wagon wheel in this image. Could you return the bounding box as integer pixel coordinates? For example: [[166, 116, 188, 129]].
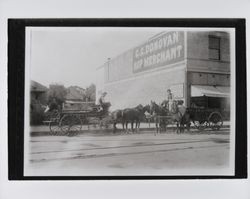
[[59, 114, 82, 136], [49, 120, 61, 136], [48, 110, 61, 136], [192, 120, 209, 131], [208, 112, 223, 130]]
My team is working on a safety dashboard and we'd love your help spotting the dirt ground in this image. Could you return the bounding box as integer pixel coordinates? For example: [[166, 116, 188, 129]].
[[24, 127, 233, 176]]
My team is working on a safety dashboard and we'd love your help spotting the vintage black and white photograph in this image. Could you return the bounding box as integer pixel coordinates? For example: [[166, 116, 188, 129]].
[[24, 27, 235, 176]]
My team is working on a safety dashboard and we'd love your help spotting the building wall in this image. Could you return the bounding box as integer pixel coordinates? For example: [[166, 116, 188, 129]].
[[186, 71, 230, 106], [96, 31, 187, 109], [97, 53, 134, 104], [104, 66, 186, 110], [187, 72, 230, 86], [185, 31, 230, 106], [103, 31, 186, 83], [106, 50, 134, 83], [96, 31, 231, 109], [186, 31, 230, 73]]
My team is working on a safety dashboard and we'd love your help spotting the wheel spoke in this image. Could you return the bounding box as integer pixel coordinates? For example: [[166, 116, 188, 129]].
[[49, 121, 60, 136], [208, 112, 223, 130], [59, 114, 82, 136], [193, 120, 208, 131]]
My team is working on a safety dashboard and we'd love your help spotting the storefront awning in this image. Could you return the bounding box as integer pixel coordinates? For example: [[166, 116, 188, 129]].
[[191, 85, 230, 98]]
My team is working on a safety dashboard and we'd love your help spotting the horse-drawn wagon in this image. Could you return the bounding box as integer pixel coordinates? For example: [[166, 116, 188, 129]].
[[149, 99, 229, 133], [44, 101, 111, 136], [187, 107, 229, 131]]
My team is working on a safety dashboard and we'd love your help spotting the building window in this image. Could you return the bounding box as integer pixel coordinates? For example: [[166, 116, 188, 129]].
[[209, 36, 220, 60]]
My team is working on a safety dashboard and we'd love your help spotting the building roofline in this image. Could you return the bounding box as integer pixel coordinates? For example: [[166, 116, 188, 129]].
[[31, 80, 48, 92]]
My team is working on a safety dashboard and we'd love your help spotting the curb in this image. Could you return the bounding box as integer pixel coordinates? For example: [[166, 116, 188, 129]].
[[30, 125, 230, 136]]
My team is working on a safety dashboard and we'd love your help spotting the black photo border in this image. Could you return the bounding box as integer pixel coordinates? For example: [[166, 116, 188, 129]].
[[8, 18, 247, 180]]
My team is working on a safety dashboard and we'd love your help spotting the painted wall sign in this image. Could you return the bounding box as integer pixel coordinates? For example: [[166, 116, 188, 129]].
[[133, 31, 185, 73]]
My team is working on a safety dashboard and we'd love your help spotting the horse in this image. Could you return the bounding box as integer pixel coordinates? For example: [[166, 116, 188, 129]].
[[111, 105, 144, 133], [142, 104, 152, 127], [167, 100, 191, 133], [111, 109, 125, 132], [160, 100, 169, 110], [150, 100, 190, 134], [133, 104, 150, 130], [122, 104, 146, 133], [149, 101, 169, 134]]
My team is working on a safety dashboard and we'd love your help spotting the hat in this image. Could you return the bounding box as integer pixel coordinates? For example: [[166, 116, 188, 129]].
[[167, 89, 171, 92], [102, 92, 107, 95]]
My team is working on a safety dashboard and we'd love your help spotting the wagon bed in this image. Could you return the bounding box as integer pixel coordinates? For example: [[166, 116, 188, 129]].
[[187, 107, 227, 130], [149, 107, 227, 132], [44, 101, 110, 136]]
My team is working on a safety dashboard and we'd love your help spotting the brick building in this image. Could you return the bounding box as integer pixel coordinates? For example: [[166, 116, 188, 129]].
[[96, 31, 231, 111]]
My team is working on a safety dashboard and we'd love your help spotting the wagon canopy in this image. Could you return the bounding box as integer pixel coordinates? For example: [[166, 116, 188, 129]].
[[191, 85, 230, 98]]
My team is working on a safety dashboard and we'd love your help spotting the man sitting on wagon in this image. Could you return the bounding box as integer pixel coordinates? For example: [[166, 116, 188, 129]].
[[43, 98, 60, 122], [48, 98, 59, 112], [161, 88, 174, 113], [98, 92, 111, 113], [177, 100, 186, 118], [167, 88, 173, 109]]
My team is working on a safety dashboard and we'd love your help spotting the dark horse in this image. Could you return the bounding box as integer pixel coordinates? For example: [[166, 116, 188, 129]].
[[168, 100, 191, 133], [112, 104, 147, 133], [111, 109, 124, 132], [149, 101, 168, 134], [122, 104, 147, 133], [150, 100, 190, 135]]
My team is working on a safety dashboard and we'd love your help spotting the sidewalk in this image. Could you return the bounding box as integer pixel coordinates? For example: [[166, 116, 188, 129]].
[[30, 121, 231, 136]]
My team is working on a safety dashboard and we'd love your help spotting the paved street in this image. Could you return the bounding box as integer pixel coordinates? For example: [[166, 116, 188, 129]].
[[25, 127, 232, 176]]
